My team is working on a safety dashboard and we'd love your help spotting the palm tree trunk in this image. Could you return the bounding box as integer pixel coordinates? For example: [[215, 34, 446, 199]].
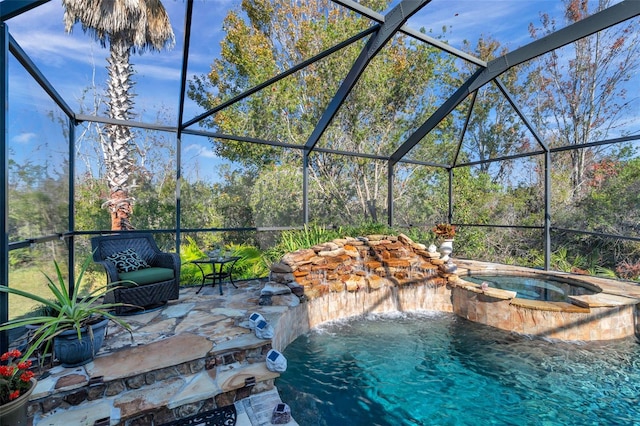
[[62, 0, 175, 231], [105, 36, 135, 231]]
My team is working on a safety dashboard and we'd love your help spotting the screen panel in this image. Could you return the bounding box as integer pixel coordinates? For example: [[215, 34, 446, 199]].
[[8, 54, 70, 242], [308, 153, 388, 227], [74, 124, 178, 231]]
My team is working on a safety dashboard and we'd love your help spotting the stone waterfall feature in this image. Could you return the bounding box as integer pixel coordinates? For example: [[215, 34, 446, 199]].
[[260, 234, 638, 343], [263, 233, 457, 305]]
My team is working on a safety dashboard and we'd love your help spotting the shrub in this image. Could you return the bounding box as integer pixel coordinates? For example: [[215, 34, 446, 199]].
[[615, 259, 640, 281]]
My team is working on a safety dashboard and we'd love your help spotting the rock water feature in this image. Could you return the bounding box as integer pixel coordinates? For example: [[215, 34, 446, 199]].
[[259, 234, 639, 342], [260, 234, 457, 305]]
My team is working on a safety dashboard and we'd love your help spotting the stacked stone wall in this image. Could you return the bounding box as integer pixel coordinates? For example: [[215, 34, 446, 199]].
[[268, 233, 456, 301], [27, 343, 274, 425]]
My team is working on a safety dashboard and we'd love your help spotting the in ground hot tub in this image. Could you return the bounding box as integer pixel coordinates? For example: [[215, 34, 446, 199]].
[[463, 273, 596, 302], [450, 264, 637, 340]]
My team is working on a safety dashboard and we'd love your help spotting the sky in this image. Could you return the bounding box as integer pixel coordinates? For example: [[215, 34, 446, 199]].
[[1, 0, 629, 183], [3, 0, 563, 122]]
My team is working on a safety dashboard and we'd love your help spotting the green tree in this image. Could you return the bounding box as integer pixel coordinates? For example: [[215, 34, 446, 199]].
[[7, 157, 70, 264], [461, 36, 538, 183], [577, 154, 640, 245], [62, 0, 175, 230], [189, 0, 456, 225], [249, 163, 303, 227], [529, 0, 640, 199]]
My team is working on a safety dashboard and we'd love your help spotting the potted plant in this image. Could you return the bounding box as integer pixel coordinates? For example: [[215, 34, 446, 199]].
[[0, 349, 36, 425], [432, 223, 456, 241], [0, 254, 133, 367], [432, 223, 456, 261]]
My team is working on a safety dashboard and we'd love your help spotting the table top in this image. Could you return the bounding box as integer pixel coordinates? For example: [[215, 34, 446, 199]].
[[192, 256, 240, 264]]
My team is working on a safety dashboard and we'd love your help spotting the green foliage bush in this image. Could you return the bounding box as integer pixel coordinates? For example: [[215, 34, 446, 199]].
[[179, 236, 271, 284], [264, 224, 341, 265], [227, 244, 270, 279], [179, 236, 208, 285]]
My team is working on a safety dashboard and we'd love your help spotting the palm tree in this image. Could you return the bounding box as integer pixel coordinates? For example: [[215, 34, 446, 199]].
[[62, 0, 175, 230]]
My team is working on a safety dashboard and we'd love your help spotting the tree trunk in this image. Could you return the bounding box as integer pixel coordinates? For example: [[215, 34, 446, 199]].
[[104, 36, 135, 231], [570, 148, 586, 198]]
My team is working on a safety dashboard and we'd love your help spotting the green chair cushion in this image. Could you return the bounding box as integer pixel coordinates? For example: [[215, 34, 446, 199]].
[[118, 267, 174, 286]]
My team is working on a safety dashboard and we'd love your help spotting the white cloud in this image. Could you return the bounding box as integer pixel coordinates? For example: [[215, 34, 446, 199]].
[[5, 0, 220, 107], [134, 62, 182, 81], [11, 132, 37, 144], [184, 143, 217, 159], [405, 0, 562, 51], [12, 31, 101, 67]]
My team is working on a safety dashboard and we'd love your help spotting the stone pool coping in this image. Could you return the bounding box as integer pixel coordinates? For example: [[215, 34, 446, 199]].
[[453, 259, 640, 308], [450, 259, 640, 340]]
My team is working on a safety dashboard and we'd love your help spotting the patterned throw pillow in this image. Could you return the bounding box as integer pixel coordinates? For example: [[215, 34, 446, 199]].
[[106, 248, 150, 273]]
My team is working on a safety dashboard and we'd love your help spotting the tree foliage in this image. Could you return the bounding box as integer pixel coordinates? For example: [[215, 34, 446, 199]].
[[189, 0, 457, 224], [528, 0, 640, 198], [8, 0, 640, 285], [461, 36, 539, 182]]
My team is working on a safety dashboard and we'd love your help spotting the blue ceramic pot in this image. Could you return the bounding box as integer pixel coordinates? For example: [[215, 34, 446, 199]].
[[53, 318, 109, 367]]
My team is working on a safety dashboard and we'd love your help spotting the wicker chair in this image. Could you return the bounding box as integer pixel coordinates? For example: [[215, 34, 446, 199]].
[[91, 233, 180, 315]]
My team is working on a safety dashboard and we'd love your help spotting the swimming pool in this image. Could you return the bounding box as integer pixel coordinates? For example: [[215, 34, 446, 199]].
[[276, 312, 640, 425], [462, 273, 595, 301]]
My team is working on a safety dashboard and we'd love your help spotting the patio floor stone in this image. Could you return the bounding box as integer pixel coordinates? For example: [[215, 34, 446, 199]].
[[28, 279, 293, 426], [87, 332, 213, 381]]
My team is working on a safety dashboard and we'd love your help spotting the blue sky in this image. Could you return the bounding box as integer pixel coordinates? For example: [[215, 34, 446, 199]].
[[2, 0, 626, 182], [3, 1, 566, 118], [4, 0, 232, 179]]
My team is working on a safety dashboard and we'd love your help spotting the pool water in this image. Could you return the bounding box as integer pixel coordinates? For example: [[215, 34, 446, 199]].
[[277, 312, 640, 425], [463, 275, 588, 301]]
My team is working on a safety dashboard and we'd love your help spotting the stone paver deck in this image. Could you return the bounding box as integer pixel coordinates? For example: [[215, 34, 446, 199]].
[[28, 279, 298, 425]]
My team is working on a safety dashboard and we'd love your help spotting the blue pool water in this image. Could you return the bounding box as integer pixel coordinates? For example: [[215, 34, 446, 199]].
[[463, 274, 592, 301], [276, 312, 640, 425]]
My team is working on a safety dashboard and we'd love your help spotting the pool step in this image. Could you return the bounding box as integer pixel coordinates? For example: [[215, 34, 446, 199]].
[[30, 331, 277, 425]]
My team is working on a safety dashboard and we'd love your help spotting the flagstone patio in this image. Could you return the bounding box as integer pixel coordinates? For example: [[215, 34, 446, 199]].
[[26, 279, 299, 426]]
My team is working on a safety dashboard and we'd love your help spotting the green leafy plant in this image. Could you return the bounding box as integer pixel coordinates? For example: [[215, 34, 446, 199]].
[[227, 243, 270, 279], [266, 224, 341, 263], [179, 236, 210, 285], [0, 254, 133, 361], [280, 224, 340, 253], [341, 222, 393, 237], [179, 237, 271, 283], [402, 227, 432, 245], [589, 265, 617, 278]]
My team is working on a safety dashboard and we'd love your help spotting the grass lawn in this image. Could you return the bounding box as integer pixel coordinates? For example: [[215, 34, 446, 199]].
[[7, 265, 105, 321]]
